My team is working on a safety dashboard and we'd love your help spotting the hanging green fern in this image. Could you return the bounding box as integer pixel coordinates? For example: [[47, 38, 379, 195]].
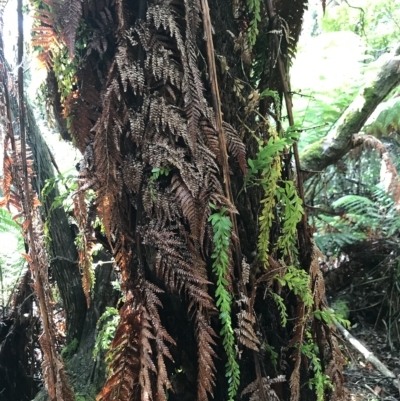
[[260, 89, 282, 121], [301, 331, 333, 401], [257, 153, 281, 266], [246, 135, 290, 184], [275, 265, 312, 308], [93, 307, 120, 360], [208, 204, 240, 401], [246, 0, 262, 48], [247, 128, 289, 267], [275, 181, 304, 261], [268, 291, 288, 326]]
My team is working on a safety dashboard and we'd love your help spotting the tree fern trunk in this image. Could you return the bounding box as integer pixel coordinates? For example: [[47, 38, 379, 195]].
[[23, 0, 349, 400]]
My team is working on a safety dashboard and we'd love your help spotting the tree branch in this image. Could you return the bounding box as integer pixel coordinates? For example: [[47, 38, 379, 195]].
[[335, 321, 399, 387], [300, 46, 400, 180]]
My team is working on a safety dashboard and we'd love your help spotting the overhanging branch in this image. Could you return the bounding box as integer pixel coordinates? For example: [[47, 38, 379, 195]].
[[300, 46, 400, 181]]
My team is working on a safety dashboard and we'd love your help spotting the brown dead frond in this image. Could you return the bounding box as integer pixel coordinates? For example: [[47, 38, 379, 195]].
[[98, 281, 175, 401], [353, 134, 400, 208], [242, 375, 286, 401], [59, 0, 82, 57]]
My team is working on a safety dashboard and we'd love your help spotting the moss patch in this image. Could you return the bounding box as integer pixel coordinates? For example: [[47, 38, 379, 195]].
[[61, 338, 79, 360]]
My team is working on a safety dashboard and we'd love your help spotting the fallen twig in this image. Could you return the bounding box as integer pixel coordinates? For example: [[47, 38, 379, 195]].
[[363, 383, 381, 399], [335, 322, 399, 388]]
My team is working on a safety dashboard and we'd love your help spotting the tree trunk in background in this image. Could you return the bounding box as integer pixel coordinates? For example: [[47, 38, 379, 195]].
[[44, 70, 71, 142], [7, 79, 87, 343], [1, 61, 117, 400], [23, 78, 118, 401]]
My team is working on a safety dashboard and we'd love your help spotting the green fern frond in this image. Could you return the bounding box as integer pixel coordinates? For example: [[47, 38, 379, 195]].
[[301, 331, 333, 401], [247, 127, 291, 268], [332, 194, 374, 210], [209, 205, 240, 401], [257, 158, 281, 266], [275, 265, 312, 307], [0, 208, 24, 234], [314, 229, 366, 255], [365, 98, 400, 137], [275, 181, 303, 261], [269, 291, 288, 326], [314, 183, 400, 254], [0, 208, 26, 307], [93, 307, 120, 360], [246, 0, 262, 48]]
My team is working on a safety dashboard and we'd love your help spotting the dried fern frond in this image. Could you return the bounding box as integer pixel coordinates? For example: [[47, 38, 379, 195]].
[[323, 334, 349, 401], [59, 0, 83, 57], [0, 152, 14, 208], [97, 300, 142, 401], [242, 375, 286, 401], [116, 47, 144, 95], [64, 94, 97, 153], [223, 121, 247, 175], [234, 287, 259, 354], [31, 2, 59, 60], [242, 257, 250, 285], [200, 114, 220, 160], [122, 156, 143, 194], [144, 227, 218, 399], [98, 281, 175, 401], [275, 0, 308, 63], [235, 309, 259, 352], [171, 175, 201, 241], [145, 228, 214, 307], [195, 310, 217, 401], [309, 242, 349, 401]]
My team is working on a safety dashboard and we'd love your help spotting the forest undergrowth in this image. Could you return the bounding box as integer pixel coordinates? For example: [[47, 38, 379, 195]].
[[323, 239, 400, 401]]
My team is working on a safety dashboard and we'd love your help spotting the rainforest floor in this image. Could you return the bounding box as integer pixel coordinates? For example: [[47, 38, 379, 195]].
[[324, 240, 400, 401]]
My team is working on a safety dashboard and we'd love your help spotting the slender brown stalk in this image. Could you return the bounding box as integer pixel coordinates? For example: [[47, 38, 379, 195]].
[[200, 3, 268, 401], [17, 0, 57, 393], [16, 1, 73, 399], [200, 0, 243, 276]]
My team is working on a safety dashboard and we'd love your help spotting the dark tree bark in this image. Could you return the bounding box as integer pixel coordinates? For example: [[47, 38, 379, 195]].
[[0, 271, 40, 401], [27, 106, 86, 342]]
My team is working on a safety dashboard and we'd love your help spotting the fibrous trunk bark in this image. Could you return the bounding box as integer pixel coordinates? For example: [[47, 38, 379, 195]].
[[28, 1, 348, 401]]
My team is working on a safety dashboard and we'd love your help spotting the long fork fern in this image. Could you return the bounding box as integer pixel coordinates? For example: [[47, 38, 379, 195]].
[[208, 204, 240, 401]]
